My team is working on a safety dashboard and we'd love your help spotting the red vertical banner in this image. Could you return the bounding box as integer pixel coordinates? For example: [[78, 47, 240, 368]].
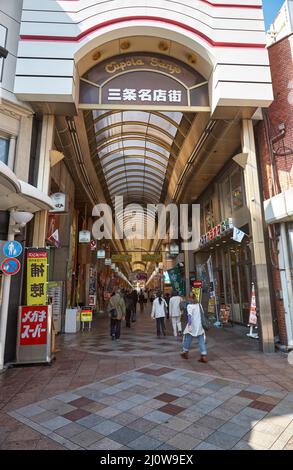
[[19, 306, 48, 345]]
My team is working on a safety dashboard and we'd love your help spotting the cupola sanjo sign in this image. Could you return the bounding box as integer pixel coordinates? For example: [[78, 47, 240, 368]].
[[79, 53, 209, 110]]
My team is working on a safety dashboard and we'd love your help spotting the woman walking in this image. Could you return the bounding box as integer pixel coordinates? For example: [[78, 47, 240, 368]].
[[138, 289, 145, 313], [180, 294, 208, 363], [151, 292, 167, 338]]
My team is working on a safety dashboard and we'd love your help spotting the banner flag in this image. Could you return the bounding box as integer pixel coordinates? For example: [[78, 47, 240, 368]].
[[167, 266, 185, 296]]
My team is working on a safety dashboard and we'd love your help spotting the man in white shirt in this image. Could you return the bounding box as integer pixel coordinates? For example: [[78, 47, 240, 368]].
[[169, 291, 183, 337]]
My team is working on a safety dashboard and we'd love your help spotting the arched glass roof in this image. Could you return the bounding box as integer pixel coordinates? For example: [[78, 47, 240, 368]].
[[91, 110, 184, 205]]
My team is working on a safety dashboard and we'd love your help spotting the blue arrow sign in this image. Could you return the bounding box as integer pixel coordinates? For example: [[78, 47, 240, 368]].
[[3, 240, 23, 258]]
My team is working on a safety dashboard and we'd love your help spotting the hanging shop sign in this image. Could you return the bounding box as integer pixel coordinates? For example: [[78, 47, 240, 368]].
[[105, 258, 112, 265], [169, 243, 180, 256], [97, 249, 106, 259], [16, 305, 52, 365], [79, 230, 91, 243], [49, 193, 66, 213], [141, 253, 161, 262], [80, 53, 209, 110], [112, 254, 132, 263], [27, 249, 48, 306], [199, 218, 233, 247]]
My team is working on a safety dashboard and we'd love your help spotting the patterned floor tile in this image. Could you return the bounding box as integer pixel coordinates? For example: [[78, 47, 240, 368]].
[[7, 360, 293, 451], [107, 426, 143, 445]]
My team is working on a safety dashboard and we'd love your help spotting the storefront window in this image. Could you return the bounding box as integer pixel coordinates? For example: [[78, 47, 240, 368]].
[[220, 166, 244, 218], [231, 168, 244, 211], [215, 239, 252, 325], [222, 177, 232, 219], [0, 137, 9, 164], [204, 199, 214, 231]]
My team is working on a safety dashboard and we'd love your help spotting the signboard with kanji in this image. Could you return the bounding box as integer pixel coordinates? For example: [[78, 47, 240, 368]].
[[16, 305, 52, 365], [141, 254, 161, 262], [27, 249, 48, 306], [19, 306, 48, 345], [112, 254, 132, 263], [81, 309, 93, 322], [80, 53, 209, 110]]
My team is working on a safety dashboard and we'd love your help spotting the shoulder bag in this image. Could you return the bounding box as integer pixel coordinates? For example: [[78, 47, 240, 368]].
[[199, 304, 210, 331]]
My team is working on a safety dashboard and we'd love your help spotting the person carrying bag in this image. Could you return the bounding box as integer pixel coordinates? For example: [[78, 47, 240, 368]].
[[180, 294, 208, 363]]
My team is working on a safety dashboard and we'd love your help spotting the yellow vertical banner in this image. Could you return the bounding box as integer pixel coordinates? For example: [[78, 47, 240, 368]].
[[27, 248, 48, 306]]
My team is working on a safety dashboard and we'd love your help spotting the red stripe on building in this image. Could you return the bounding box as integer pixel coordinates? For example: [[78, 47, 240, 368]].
[[20, 16, 266, 48], [56, 0, 262, 9]]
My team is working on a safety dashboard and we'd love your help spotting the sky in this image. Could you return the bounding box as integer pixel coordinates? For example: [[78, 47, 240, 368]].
[[262, 0, 286, 29]]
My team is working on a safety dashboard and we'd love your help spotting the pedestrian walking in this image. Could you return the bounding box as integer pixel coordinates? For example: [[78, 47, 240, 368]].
[[180, 294, 209, 363], [151, 291, 167, 338], [169, 291, 183, 337], [164, 292, 171, 319], [107, 289, 126, 340], [124, 290, 134, 328], [138, 289, 145, 313], [131, 289, 138, 322]]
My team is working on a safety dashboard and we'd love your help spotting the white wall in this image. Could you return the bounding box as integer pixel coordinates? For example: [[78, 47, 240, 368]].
[[14, 0, 273, 113], [0, 0, 24, 104], [267, 0, 293, 46], [0, 0, 33, 182]]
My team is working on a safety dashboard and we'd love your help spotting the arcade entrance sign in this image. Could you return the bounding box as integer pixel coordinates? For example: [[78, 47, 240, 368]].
[[80, 53, 209, 110]]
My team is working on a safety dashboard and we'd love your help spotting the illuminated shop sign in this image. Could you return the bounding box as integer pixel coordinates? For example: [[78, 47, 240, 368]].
[[199, 218, 233, 247], [80, 53, 209, 109]]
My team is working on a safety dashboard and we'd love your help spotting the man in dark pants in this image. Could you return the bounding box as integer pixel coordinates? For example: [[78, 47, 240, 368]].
[[108, 289, 126, 340], [125, 290, 134, 328], [131, 289, 138, 322]]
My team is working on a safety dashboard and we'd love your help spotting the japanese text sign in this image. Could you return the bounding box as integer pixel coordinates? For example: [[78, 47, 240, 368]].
[[27, 249, 48, 306], [19, 306, 48, 346]]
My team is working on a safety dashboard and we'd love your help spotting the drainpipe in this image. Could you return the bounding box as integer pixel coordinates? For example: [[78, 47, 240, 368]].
[[0, 214, 15, 371], [280, 223, 293, 348]]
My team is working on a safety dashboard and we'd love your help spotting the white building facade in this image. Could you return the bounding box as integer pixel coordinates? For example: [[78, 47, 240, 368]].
[[0, 0, 283, 364], [0, 0, 52, 369]]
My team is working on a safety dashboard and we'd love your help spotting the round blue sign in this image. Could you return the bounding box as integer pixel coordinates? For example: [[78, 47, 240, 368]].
[[1, 258, 21, 276], [3, 241, 23, 258]]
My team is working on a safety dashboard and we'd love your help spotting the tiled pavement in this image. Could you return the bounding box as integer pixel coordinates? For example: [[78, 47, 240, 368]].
[[0, 306, 293, 450], [7, 364, 293, 450]]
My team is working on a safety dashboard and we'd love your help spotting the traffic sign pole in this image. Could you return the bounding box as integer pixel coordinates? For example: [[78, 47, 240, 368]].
[[0, 219, 14, 370]]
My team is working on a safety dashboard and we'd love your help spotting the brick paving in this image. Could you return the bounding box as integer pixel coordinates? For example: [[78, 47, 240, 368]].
[[0, 305, 293, 450]]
